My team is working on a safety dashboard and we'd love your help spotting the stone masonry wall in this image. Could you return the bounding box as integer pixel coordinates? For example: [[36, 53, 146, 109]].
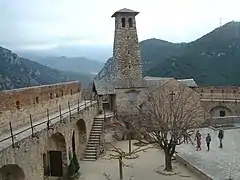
[[115, 87, 147, 115], [0, 81, 82, 133], [0, 102, 98, 180], [193, 86, 240, 100], [113, 13, 143, 88]]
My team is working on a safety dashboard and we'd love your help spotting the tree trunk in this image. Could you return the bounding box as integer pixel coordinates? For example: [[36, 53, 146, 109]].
[[119, 156, 123, 179], [128, 132, 132, 153], [164, 152, 173, 171]]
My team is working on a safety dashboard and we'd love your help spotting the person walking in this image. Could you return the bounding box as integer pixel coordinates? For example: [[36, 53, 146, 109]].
[[206, 133, 211, 151], [195, 130, 202, 151], [218, 128, 224, 148]]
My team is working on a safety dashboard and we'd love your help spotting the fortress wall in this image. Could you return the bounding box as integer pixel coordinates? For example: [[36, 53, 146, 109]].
[[193, 86, 240, 100], [0, 81, 83, 133]]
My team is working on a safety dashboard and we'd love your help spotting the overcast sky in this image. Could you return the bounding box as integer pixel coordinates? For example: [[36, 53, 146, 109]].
[[0, 0, 239, 51]]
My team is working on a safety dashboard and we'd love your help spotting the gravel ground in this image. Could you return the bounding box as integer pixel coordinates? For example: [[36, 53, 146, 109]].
[[79, 140, 201, 180]]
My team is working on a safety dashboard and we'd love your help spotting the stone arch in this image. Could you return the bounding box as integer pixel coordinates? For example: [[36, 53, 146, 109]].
[[128, 17, 133, 27], [46, 132, 68, 178], [121, 17, 126, 28], [0, 164, 25, 180], [76, 119, 87, 159], [210, 105, 233, 117]]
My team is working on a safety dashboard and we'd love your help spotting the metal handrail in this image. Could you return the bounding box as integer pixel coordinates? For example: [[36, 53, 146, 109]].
[[0, 99, 96, 147]]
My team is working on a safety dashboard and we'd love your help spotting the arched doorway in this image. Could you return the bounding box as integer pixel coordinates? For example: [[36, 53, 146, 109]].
[[210, 106, 232, 118], [0, 164, 25, 180], [76, 119, 87, 159], [44, 132, 67, 179]]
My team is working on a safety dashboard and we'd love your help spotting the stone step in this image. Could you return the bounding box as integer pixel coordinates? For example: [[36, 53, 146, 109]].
[[89, 135, 101, 139], [86, 145, 97, 149], [93, 124, 103, 127], [92, 125, 102, 128], [85, 151, 97, 156], [88, 137, 100, 141], [88, 139, 100, 142], [93, 123, 103, 126], [88, 142, 99, 145], [85, 148, 97, 152], [91, 128, 102, 131], [91, 130, 102, 132], [84, 156, 97, 161], [90, 132, 102, 135], [93, 123, 103, 125], [83, 158, 96, 161]]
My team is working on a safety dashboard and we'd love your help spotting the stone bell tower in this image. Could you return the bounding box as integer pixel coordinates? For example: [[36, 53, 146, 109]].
[[112, 8, 143, 88]]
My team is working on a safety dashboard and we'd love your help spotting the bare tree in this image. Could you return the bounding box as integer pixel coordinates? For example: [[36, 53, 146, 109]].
[[132, 82, 204, 172], [103, 118, 155, 180], [104, 138, 153, 180]]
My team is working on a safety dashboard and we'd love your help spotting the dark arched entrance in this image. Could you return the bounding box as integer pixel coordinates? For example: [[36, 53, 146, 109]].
[[210, 106, 233, 117], [76, 119, 87, 159], [44, 132, 68, 179], [0, 164, 25, 180]]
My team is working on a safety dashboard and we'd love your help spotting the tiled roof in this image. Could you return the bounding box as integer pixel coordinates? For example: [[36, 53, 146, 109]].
[[111, 8, 139, 17], [143, 76, 198, 93], [93, 57, 116, 95], [177, 78, 198, 87], [143, 76, 173, 92]]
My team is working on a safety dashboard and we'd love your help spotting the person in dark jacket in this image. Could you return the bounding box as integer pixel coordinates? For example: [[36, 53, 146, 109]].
[[206, 133, 211, 151], [195, 130, 202, 151], [218, 128, 224, 148]]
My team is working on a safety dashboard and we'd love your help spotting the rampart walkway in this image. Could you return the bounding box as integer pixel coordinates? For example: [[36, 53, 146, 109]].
[[0, 99, 93, 151]]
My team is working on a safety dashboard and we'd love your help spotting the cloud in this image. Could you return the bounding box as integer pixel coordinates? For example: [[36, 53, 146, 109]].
[[0, 0, 240, 51]]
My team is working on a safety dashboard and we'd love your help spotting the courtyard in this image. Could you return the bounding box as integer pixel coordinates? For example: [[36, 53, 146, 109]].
[[177, 127, 240, 180], [79, 140, 201, 180]]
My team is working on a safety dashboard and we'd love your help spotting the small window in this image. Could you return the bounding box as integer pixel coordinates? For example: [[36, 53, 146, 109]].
[[201, 89, 203, 93], [127, 36, 130, 39], [70, 89, 73, 95], [128, 65, 131, 69], [127, 50, 130, 54], [36, 97, 39, 104], [210, 90, 214, 93], [61, 90, 64, 96], [16, 101, 20, 109], [121, 17, 126, 28], [220, 110, 226, 117], [128, 17, 133, 27], [78, 88, 80, 92], [222, 90, 224, 93], [50, 93, 53, 99], [233, 90, 236, 93], [56, 93, 59, 98]]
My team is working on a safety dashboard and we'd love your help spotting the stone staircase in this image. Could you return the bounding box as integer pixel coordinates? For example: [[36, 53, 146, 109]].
[[84, 117, 104, 161]]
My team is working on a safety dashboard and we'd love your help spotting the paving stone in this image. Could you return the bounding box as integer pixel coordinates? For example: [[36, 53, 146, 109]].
[[177, 128, 240, 180]]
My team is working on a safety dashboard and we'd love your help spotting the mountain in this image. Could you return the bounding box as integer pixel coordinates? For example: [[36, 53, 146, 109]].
[[16, 44, 112, 63], [0, 46, 92, 90], [23, 56, 104, 75], [141, 21, 240, 86]]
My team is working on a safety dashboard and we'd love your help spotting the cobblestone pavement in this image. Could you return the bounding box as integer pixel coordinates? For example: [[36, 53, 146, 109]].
[[79, 140, 201, 180], [177, 128, 240, 180]]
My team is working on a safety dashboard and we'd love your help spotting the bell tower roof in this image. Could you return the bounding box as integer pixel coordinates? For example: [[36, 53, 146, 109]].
[[111, 8, 139, 17]]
